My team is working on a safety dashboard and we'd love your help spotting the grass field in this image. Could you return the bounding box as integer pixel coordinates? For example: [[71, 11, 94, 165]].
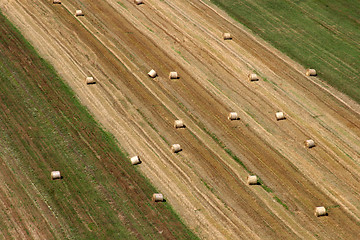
[[210, 0, 360, 103], [0, 11, 198, 239]]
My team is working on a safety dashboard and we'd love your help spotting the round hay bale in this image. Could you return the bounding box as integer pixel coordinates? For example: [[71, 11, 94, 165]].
[[152, 193, 164, 202], [171, 144, 181, 153], [75, 10, 84, 16], [53, 0, 61, 4], [247, 175, 258, 185], [305, 139, 315, 148], [169, 72, 178, 79], [148, 69, 157, 78], [174, 120, 185, 128], [130, 156, 141, 165], [306, 69, 317, 76], [134, 0, 143, 5], [51, 171, 61, 180], [228, 112, 238, 120], [86, 77, 96, 84], [248, 73, 259, 81], [275, 112, 285, 121], [315, 206, 327, 217], [223, 33, 231, 40]]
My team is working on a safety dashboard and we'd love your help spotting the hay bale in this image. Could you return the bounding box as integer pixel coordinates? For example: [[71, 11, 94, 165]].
[[75, 10, 84, 16], [248, 73, 259, 81], [223, 33, 231, 40], [53, 0, 61, 4], [152, 193, 164, 202], [148, 69, 157, 78], [247, 175, 258, 185], [174, 120, 185, 128], [171, 144, 181, 153], [169, 72, 178, 79], [275, 112, 285, 121], [315, 206, 327, 217], [228, 112, 238, 120], [86, 77, 96, 84], [305, 139, 315, 148], [306, 69, 317, 76], [134, 0, 143, 5], [130, 156, 141, 165], [51, 171, 61, 180]]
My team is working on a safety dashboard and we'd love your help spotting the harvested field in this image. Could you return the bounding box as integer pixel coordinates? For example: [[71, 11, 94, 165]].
[[0, 11, 197, 239], [1, 0, 359, 239]]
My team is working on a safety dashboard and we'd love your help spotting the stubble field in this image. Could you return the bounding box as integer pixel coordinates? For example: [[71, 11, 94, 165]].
[[0, 0, 359, 239]]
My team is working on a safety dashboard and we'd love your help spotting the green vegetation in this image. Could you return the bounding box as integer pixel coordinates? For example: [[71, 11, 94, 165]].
[[327, 205, 340, 210], [210, 0, 360, 103], [224, 148, 249, 172], [257, 177, 273, 193], [171, 46, 190, 63], [201, 179, 215, 193], [0, 11, 197, 239], [145, 25, 154, 33], [117, 1, 128, 10], [273, 196, 289, 211]]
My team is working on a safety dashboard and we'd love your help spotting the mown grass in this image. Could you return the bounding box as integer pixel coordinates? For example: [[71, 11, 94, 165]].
[[0, 11, 198, 240], [210, 0, 360, 103]]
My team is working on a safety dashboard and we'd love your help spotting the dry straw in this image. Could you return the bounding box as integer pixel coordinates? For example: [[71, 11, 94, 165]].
[[171, 144, 181, 153], [306, 69, 317, 76], [305, 139, 315, 148], [75, 10, 84, 16], [228, 112, 238, 120], [174, 120, 185, 128], [148, 69, 157, 78], [247, 175, 258, 185], [51, 171, 61, 180], [248, 73, 259, 81], [152, 193, 164, 202], [315, 206, 327, 217], [134, 0, 143, 5], [86, 77, 96, 84], [130, 156, 141, 165], [223, 33, 231, 40], [275, 112, 285, 121], [169, 72, 178, 79]]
